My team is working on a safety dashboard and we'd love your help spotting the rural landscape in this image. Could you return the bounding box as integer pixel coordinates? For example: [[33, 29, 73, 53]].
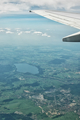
[[0, 44, 80, 120]]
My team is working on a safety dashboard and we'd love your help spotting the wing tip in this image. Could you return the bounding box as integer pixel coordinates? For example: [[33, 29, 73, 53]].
[[29, 10, 32, 12]]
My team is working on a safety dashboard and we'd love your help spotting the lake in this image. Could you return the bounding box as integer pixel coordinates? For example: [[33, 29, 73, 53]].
[[15, 63, 39, 74]]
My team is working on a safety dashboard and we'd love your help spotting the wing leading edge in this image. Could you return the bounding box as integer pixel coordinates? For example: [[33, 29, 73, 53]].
[[30, 10, 80, 42]]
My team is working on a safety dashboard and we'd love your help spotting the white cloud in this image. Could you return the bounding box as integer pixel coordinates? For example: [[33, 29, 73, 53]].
[[0, 30, 4, 32], [0, 0, 80, 13], [5, 28, 11, 31], [33, 30, 51, 37], [6, 31, 14, 34], [25, 31, 31, 33], [18, 31, 22, 35], [33, 31, 42, 34], [16, 30, 20, 32], [47, 35, 51, 37], [42, 33, 51, 37], [42, 33, 47, 36], [0, 27, 51, 38], [15, 28, 21, 32]]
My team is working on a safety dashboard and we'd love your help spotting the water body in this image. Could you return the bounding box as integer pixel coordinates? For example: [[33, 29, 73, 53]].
[[15, 63, 39, 74]]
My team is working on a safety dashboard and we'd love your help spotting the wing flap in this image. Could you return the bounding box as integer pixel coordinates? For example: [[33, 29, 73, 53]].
[[63, 32, 80, 42]]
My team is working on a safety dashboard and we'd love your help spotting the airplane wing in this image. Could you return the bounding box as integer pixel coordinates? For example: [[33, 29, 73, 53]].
[[29, 10, 80, 42]]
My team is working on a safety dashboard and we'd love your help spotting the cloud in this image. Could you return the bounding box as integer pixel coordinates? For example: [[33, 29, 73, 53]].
[[42, 33, 51, 37], [18, 31, 22, 35], [42, 33, 48, 36], [0, 27, 51, 38], [5, 28, 11, 31], [33, 31, 50, 37], [0, 29, 4, 32], [47, 35, 51, 38], [33, 31, 42, 34], [32, 30, 51, 37], [25, 31, 31, 33], [6, 31, 14, 34], [0, 0, 80, 13]]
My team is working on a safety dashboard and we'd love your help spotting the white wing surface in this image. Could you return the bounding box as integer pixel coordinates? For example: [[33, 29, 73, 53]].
[[30, 10, 80, 42]]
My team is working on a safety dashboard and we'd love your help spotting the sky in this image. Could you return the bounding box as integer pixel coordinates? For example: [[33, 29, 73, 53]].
[[0, 13, 78, 46], [0, 0, 80, 14], [0, 0, 79, 46]]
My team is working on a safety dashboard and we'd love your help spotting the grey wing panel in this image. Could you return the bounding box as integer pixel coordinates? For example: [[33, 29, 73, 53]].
[[32, 10, 80, 30]]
